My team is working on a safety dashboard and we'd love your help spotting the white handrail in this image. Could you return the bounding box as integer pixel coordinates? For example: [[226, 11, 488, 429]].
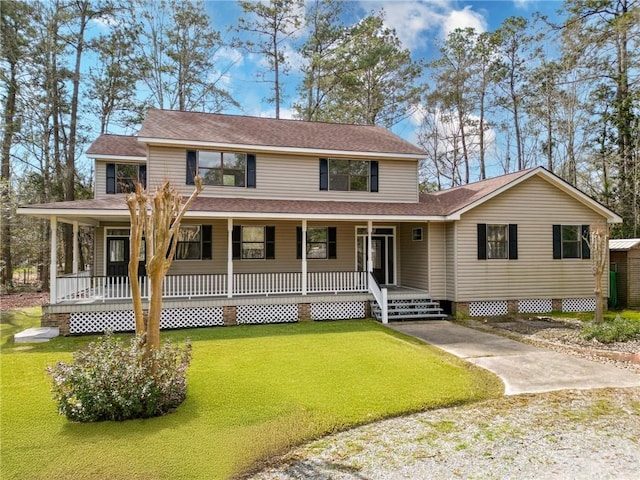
[[55, 271, 369, 303], [368, 272, 388, 324]]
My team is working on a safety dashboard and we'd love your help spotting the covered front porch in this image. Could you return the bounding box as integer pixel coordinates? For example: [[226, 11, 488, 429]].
[[33, 207, 448, 332]]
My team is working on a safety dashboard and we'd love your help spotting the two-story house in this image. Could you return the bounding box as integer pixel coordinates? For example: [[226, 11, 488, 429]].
[[19, 109, 622, 335]]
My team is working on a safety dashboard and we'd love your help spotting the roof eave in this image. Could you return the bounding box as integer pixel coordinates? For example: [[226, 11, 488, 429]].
[[136, 137, 426, 160], [17, 206, 447, 222], [86, 154, 147, 161]]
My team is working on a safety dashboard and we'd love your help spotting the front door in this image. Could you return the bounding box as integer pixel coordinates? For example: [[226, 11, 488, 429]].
[[107, 237, 129, 277], [107, 237, 146, 277], [357, 228, 395, 286]]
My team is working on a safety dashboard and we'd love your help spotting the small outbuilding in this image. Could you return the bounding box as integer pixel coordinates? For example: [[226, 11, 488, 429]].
[[609, 238, 640, 308]]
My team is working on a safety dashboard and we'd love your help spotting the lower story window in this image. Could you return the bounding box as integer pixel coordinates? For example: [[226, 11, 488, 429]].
[[233, 226, 276, 260], [174, 225, 212, 260], [487, 224, 508, 259], [553, 224, 590, 260]]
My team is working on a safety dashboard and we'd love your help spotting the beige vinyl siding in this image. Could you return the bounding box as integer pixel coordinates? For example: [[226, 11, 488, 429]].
[[445, 222, 456, 299], [95, 226, 105, 276], [398, 223, 429, 290], [428, 222, 447, 298], [97, 221, 360, 277], [95, 161, 106, 198], [94, 159, 147, 199], [455, 175, 606, 301], [147, 146, 418, 202]]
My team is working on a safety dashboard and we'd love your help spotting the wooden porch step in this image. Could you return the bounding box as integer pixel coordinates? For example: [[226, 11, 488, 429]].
[[371, 297, 447, 321]]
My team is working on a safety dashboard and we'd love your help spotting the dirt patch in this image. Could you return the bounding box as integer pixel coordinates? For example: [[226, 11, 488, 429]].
[[459, 316, 640, 372], [0, 292, 49, 312]]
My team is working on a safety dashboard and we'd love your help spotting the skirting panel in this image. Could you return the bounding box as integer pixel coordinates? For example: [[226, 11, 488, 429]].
[[469, 301, 508, 317], [310, 301, 366, 320], [562, 297, 596, 312], [69, 306, 224, 334], [236, 304, 298, 324], [70, 311, 135, 334], [160, 307, 224, 329], [518, 298, 553, 314]]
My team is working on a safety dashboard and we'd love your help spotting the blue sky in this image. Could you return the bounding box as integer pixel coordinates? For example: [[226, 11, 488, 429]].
[[199, 1, 565, 148]]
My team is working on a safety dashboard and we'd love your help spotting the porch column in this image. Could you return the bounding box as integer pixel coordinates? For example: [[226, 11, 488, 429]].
[[301, 219, 307, 295], [367, 220, 373, 273], [50, 216, 57, 304], [72, 221, 79, 274], [227, 218, 233, 298]]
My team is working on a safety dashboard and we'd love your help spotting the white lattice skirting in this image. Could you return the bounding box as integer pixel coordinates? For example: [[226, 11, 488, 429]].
[[469, 301, 508, 317], [311, 301, 366, 320], [69, 307, 224, 334], [562, 298, 596, 312], [518, 298, 553, 314], [236, 304, 298, 324]]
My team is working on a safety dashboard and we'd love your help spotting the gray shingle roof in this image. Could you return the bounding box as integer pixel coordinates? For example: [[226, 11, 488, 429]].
[[137, 109, 426, 156], [86, 134, 147, 157]]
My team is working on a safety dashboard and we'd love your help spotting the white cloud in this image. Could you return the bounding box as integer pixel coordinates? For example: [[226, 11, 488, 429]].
[[514, 0, 537, 10], [362, 1, 488, 49], [441, 6, 488, 37]]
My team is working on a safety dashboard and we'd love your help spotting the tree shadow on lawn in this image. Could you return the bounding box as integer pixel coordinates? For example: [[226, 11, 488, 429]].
[[3, 315, 414, 355]]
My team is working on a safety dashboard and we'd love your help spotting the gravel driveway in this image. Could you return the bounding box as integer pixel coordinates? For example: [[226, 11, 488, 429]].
[[248, 388, 640, 479]]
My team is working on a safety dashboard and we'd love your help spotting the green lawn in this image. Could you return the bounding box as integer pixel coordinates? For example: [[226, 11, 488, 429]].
[[1, 308, 502, 479]]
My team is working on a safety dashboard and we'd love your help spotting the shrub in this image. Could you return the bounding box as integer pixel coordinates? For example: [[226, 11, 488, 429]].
[[581, 315, 640, 344], [47, 333, 191, 422]]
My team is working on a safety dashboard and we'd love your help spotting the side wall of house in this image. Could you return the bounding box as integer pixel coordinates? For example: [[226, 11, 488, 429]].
[[454, 175, 606, 303], [428, 222, 447, 299], [398, 223, 429, 290], [445, 222, 456, 299], [146, 146, 418, 203]]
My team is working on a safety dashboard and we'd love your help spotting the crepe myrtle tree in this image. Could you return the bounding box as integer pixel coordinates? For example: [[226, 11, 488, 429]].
[[588, 223, 609, 324], [126, 177, 203, 351]]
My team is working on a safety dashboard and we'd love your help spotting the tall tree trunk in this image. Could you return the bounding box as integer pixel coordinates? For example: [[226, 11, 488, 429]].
[[1, 60, 17, 286]]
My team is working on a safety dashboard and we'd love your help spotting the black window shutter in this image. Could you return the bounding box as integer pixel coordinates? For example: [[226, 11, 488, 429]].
[[247, 154, 256, 188], [370, 161, 379, 192], [477, 224, 487, 260], [319, 158, 328, 191], [581, 225, 591, 259], [232, 226, 241, 260], [296, 226, 302, 259], [552, 225, 562, 259], [138, 165, 147, 189], [201, 225, 212, 260], [265, 226, 276, 259], [106, 163, 116, 194], [186, 150, 196, 185], [508, 224, 518, 260], [328, 227, 337, 259]]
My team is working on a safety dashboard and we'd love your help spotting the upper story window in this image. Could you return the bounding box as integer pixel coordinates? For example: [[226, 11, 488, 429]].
[[553, 224, 590, 259], [477, 224, 518, 260], [106, 163, 146, 194], [319, 158, 378, 192], [186, 150, 256, 188]]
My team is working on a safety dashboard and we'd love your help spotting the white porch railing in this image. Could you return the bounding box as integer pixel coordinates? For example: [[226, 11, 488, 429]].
[[54, 271, 369, 303], [368, 272, 388, 324]]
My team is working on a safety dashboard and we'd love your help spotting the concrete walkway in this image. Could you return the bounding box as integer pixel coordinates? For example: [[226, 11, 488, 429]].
[[389, 321, 640, 395]]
